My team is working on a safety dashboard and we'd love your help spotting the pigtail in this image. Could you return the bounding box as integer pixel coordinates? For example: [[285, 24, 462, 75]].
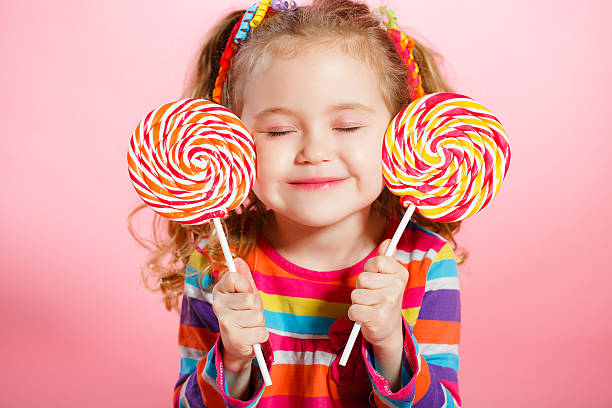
[[183, 10, 246, 102], [410, 37, 455, 96], [128, 9, 249, 313]]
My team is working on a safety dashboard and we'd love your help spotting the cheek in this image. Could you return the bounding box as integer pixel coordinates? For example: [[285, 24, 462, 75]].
[[252, 139, 291, 189], [342, 134, 384, 194], [252, 163, 276, 205], [346, 136, 383, 174]]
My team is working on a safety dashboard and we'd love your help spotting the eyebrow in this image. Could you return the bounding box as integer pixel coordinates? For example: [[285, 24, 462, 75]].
[[253, 102, 376, 120]]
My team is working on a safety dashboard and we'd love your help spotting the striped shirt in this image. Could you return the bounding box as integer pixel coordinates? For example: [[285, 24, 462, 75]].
[[173, 218, 461, 407]]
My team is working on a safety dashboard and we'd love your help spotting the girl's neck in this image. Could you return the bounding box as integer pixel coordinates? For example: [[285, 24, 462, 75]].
[[262, 207, 388, 272]]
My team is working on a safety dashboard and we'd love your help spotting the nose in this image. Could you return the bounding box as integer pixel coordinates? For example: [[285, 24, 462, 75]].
[[296, 131, 333, 165]]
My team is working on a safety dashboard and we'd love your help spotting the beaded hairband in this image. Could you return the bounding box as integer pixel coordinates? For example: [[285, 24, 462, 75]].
[[212, 0, 298, 103], [211, 2, 424, 104], [373, 6, 425, 100]]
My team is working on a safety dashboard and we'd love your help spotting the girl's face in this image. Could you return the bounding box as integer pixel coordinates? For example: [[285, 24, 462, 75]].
[[239, 44, 392, 227]]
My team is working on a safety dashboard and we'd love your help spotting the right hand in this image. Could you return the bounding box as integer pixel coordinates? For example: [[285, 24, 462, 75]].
[[212, 257, 268, 372]]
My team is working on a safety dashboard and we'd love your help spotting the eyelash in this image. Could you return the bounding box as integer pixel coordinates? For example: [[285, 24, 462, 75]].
[[266, 127, 361, 136]]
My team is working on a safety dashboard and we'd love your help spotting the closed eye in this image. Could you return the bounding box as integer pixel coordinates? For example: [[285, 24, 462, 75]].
[[266, 127, 361, 137], [266, 130, 292, 136], [337, 127, 361, 133]]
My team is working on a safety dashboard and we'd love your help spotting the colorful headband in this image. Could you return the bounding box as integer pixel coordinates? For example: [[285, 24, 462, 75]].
[[373, 6, 425, 101], [212, 2, 424, 104], [212, 0, 298, 104]]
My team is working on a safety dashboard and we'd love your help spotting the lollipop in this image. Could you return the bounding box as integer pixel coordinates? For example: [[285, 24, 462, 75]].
[[340, 92, 511, 365], [382, 92, 511, 222], [127, 99, 255, 224], [127, 98, 272, 386]]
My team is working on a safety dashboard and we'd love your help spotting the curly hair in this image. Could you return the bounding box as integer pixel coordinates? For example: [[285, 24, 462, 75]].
[[128, 0, 468, 313]]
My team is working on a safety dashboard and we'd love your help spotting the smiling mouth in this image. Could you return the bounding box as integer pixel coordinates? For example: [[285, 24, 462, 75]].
[[288, 177, 347, 184], [288, 177, 348, 190]]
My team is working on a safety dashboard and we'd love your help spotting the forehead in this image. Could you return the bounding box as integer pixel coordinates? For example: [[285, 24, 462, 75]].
[[239, 43, 387, 119]]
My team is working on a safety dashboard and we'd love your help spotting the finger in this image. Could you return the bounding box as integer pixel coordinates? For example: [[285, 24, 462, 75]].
[[222, 327, 269, 356], [364, 255, 404, 276], [225, 292, 260, 311], [233, 309, 266, 328], [356, 271, 394, 290], [347, 304, 375, 324], [377, 238, 396, 258], [351, 288, 386, 306], [238, 326, 270, 346], [234, 257, 258, 293], [216, 271, 252, 294]]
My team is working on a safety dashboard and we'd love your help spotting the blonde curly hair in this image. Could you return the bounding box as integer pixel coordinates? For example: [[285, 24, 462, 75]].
[[128, 0, 468, 313]]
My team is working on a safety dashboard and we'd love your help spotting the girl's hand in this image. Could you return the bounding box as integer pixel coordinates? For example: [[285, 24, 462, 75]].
[[212, 257, 269, 373], [348, 239, 408, 348]]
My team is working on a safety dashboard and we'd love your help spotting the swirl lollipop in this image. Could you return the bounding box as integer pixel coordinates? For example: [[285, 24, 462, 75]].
[[127, 99, 255, 224], [340, 92, 511, 365], [382, 92, 510, 222], [127, 98, 272, 386]]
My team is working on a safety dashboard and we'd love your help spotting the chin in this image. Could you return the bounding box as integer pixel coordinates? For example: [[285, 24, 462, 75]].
[[288, 213, 343, 228], [279, 203, 365, 228]]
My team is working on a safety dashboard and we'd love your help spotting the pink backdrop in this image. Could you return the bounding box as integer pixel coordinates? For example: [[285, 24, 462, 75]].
[[2, 0, 610, 406]]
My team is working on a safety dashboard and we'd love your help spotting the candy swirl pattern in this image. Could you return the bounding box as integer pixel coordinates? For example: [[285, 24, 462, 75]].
[[383, 92, 511, 222], [127, 99, 255, 225]]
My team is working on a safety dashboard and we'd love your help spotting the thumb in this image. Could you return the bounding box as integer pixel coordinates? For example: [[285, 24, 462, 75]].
[[233, 257, 257, 294], [377, 238, 396, 258]]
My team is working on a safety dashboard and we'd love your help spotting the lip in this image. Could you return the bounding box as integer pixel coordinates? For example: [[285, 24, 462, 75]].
[[288, 177, 348, 191]]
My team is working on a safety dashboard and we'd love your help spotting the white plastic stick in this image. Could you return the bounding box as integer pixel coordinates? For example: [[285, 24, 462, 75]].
[[213, 218, 273, 386], [339, 204, 416, 366]]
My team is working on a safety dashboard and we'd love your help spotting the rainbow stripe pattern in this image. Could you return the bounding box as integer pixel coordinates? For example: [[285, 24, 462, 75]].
[[173, 218, 462, 407]]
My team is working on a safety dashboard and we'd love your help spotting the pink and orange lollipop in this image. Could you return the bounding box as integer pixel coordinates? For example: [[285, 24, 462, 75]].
[[127, 98, 272, 386], [128, 99, 255, 224], [340, 92, 511, 365]]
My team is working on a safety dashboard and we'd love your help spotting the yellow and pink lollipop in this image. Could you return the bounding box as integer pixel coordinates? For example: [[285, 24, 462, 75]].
[[340, 92, 511, 365], [127, 98, 272, 386], [382, 92, 511, 222]]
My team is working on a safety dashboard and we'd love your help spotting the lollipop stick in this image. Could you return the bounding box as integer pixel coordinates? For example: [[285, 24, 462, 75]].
[[339, 204, 416, 366], [213, 218, 237, 273], [212, 218, 273, 386]]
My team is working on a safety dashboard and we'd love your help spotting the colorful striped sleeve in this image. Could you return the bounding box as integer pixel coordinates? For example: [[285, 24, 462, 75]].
[[173, 243, 273, 408], [360, 241, 462, 408]]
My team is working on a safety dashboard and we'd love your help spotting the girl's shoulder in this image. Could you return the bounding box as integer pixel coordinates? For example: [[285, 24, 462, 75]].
[[185, 236, 215, 292], [195, 236, 211, 254], [186, 236, 211, 271], [394, 220, 456, 264]]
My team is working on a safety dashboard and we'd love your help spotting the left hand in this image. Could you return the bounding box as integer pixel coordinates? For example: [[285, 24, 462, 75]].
[[348, 239, 409, 347]]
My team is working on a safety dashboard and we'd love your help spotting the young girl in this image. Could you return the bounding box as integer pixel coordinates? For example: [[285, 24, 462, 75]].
[[130, 1, 465, 406]]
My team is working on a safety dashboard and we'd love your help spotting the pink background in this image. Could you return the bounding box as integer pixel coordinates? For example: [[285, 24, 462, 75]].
[[2, 0, 610, 406]]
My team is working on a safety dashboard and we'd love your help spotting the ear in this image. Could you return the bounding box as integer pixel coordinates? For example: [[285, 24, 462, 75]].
[[377, 238, 396, 257]]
